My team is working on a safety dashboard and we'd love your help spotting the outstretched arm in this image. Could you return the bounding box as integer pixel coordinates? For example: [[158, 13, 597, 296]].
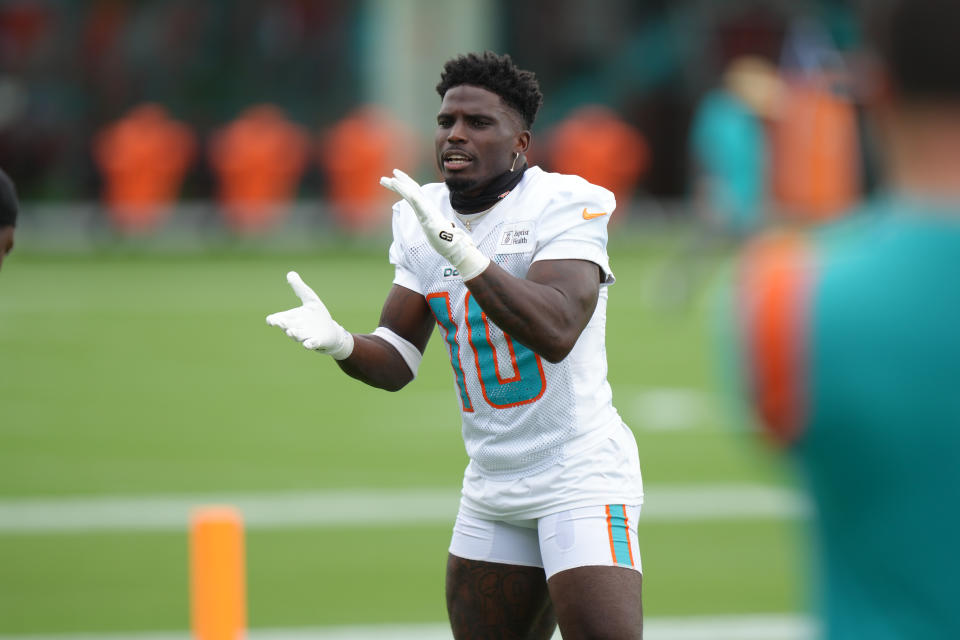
[[336, 284, 435, 391], [266, 272, 434, 392]]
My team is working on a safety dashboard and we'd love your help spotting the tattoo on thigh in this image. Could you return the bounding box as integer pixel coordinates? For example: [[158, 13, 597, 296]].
[[447, 556, 555, 640]]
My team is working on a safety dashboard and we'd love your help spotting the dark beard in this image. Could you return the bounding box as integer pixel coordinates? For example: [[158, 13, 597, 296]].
[[448, 162, 528, 214], [444, 176, 479, 194]]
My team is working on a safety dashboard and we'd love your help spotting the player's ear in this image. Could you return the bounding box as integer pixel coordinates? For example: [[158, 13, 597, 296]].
[[515, 130, 531, 154]]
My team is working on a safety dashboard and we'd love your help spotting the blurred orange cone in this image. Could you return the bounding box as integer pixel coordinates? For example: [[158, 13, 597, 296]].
[[190, 506, 246, 640]]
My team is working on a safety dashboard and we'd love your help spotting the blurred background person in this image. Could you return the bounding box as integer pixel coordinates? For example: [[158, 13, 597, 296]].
[[0, 167, 18, 270], [208, 104, 310, 233], [769, 16, 862, 224], [691, 55, 782, 239], [723, 0, 960, 637], [92, 103, 196, 233], [652, 54, 784, 309]]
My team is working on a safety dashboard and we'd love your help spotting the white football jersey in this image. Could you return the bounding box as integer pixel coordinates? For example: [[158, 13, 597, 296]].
[[389, 166, 624, 478]]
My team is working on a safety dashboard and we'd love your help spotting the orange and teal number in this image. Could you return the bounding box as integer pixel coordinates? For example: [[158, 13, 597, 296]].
[[427, 292, 473, 412], [428, 292, 546, 411]]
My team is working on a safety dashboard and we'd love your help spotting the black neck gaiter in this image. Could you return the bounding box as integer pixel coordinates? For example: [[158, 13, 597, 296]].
[[449, 162, 528, 214]]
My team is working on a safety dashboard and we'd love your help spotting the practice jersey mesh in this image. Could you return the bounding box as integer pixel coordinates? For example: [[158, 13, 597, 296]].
[[389, 167, 623, 477]]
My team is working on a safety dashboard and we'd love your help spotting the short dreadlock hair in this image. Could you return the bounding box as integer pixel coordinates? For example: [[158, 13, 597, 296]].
[[436, 52, 543, 129]]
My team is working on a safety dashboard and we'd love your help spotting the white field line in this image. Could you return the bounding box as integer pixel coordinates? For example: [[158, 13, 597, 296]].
[[628, 387, 717, 431], [0, 614, 817, 640], [0, 485, 808, 534]]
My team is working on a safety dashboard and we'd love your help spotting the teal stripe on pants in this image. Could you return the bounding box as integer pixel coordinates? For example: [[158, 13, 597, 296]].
[[609, 504, 632, 566]]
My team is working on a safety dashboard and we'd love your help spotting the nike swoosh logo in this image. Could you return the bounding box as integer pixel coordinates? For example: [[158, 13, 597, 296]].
[[582, 208, 608, 220]]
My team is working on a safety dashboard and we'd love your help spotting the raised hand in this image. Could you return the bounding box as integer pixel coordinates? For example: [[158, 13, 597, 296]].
[[266, 271, 354, 359], [380, 169, 489, 280]]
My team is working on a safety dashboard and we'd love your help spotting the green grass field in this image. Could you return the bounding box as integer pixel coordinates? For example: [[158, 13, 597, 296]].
[[0, 230, 806, 635]]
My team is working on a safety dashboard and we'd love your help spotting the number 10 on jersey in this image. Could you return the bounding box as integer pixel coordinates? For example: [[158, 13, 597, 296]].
[[427, 292, 547, 412]]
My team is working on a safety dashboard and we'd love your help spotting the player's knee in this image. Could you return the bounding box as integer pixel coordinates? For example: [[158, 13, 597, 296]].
[[556, 607, 642, 640]]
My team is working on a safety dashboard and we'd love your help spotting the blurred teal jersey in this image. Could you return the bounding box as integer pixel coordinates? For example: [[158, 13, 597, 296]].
[[731, 196, 960, 639], [690, 90, 768, 235]]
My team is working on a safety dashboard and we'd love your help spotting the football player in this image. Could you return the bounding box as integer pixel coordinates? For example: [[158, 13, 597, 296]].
[[726, 1, 960, 637], [268, 52, 643, 639]]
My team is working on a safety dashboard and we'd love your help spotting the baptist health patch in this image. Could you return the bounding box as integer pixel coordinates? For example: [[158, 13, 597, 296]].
[[496, 222, 535, 255]]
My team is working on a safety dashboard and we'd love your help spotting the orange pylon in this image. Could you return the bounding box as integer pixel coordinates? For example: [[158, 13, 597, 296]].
[[190, 506, 246, 640]]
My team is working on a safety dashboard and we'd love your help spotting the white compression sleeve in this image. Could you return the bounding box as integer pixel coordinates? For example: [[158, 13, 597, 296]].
[[371, 326, 423, 378]]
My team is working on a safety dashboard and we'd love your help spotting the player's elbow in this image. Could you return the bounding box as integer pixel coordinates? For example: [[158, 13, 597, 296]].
[[370, 366, 415, 392], [541, 350, 568, 364], [542, 345, 574, 363], [378, 376, 412, 392], [537, 309, 593, 363], [535, 331, 579, 364], [517, 316, 584, 363]]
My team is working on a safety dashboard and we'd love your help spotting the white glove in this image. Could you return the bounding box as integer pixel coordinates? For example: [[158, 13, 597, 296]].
[[380, 169, 490, 280], [265, 271, 354, 359]]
